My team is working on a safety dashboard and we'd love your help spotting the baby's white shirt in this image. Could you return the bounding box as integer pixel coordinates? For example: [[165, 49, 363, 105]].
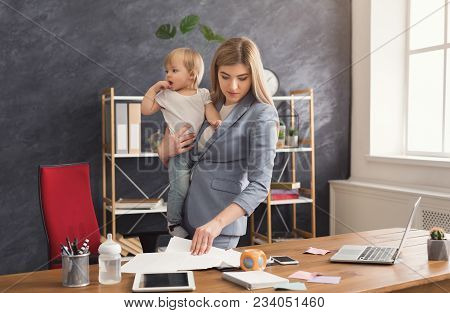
[[155, 88, 211, 135]]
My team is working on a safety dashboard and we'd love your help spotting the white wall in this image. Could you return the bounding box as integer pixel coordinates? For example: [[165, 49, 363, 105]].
[[330, 0, 450, 234]]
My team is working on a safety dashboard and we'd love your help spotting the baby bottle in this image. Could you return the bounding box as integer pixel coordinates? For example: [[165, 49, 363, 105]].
[[98, 233, 122, 284]]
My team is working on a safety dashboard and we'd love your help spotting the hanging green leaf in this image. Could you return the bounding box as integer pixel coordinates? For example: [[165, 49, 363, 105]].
[[199, 24, 215, 40], [180, 15, 199, 34], [211, 33, 225, 43], [199, 24, 225, 42], [155, 24, 176, 39]]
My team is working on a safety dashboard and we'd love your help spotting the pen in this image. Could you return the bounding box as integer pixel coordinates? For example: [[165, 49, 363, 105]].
[[78, 239, 89, 254], [72, 238, 79, 255], [60, 244, 70, 256], [66, 237, 73, 255]]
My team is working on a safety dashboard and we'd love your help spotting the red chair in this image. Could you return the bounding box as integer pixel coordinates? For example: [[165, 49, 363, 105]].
[[39, 163, 101, 269]]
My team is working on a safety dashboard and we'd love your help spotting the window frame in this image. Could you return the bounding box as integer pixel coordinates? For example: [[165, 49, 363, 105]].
[[406, 0, 450, 158]]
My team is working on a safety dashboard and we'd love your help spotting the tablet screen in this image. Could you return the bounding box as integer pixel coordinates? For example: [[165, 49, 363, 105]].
[[141, 273, 189, 288]]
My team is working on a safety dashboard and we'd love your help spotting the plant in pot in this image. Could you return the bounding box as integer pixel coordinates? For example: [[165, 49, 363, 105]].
[[277, 121, 286, 148], [427, 227, 449, 261], [286, 128, 298, 147]]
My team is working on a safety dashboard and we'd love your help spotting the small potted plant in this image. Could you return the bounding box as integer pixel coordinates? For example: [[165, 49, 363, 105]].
[[427, 227, 449, 261], [286, 128, 298, 147], [277, 121, 286, 148]]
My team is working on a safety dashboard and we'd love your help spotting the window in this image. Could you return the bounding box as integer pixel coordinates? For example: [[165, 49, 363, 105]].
[[407, 0, 450, 156]]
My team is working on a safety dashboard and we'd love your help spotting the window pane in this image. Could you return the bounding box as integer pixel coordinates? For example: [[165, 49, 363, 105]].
[[410, 0, 445, 50], [408, 50, 444, 153]]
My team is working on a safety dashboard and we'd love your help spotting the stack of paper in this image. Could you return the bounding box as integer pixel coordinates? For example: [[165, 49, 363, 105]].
[[121, 237, 241, 273]]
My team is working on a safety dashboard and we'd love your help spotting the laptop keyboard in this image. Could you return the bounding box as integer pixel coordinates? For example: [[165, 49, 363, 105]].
[[358, 247, 396, 262]]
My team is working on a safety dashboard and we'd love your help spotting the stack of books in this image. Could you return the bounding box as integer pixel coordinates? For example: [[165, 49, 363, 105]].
[[270, 182, 300, 201], [105, 102, 142, 155]]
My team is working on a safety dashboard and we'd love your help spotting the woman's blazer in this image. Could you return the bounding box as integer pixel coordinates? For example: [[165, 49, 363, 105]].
[[183, 92, 279, 237]]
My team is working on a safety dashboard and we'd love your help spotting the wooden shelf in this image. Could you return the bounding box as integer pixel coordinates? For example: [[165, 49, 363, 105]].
[[105, 95, 312, 102], [105, 152, 159, 158], [275, 147, 312, 153], [250, 88, 316, 245], [106, 203, 167, 215]]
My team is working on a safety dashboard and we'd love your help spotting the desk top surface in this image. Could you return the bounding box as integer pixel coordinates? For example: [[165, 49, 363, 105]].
[[1, 228, 449, 293]]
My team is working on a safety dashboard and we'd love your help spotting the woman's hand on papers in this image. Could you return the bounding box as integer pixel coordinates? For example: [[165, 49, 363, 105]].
[[190, 218, 223, 255]]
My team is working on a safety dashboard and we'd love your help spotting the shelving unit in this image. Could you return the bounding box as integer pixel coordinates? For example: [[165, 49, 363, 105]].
[[250, 88, 316, 244], [101, 88, 169, 256], [101, 87, 315, 250]]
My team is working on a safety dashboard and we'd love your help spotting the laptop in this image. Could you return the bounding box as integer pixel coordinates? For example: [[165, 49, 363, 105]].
[[330, 197, 422, 265]]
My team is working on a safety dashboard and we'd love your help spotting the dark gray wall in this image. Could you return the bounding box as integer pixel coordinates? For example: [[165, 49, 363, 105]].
[[0, 0, 351, 275]]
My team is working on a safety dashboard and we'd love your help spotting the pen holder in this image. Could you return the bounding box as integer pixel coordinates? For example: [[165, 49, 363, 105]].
[[62, 252, 90, 287], [240, 249, 267, 271]]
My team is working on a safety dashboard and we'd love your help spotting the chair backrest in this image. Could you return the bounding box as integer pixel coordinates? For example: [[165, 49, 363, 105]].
[[39, 163, 101, 269]]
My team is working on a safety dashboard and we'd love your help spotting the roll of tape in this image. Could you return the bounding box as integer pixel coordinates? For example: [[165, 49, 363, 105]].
[[240, 249, 267, 271]]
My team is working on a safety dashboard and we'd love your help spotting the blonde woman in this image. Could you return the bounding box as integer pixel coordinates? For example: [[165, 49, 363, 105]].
[[157, 37, 279, 254]]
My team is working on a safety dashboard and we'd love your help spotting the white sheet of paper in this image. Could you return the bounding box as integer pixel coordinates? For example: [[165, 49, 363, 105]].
[[120, 251, 223, 273], [166, 237, 241, 268], [121, 237, 242, 273]]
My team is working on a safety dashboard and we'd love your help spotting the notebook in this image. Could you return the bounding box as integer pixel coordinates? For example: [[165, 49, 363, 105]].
[[222, 271, 289, 290]]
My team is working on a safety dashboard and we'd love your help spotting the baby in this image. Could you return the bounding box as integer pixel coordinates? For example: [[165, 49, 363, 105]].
[[141, 48, 221, 238]]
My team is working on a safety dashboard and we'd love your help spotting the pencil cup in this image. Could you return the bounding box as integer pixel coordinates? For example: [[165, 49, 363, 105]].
[[62, 252, 90, 287]]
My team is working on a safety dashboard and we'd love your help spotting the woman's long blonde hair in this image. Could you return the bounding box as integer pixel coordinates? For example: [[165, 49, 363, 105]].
[[210, 37, 273, 106]]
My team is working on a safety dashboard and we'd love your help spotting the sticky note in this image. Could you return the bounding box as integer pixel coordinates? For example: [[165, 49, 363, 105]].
[[274, 282, 307, 291], [307, 275, 341, 284], [304, 247, 330, 255], [288, 270, 321, 280]]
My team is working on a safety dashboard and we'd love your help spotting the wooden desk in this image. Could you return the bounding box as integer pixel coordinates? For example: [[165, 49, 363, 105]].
[[1, 228, 449, 293]]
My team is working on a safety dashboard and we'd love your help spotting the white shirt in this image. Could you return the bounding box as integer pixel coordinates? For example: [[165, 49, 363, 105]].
[[197, 102, 238, 151], [155, 88, 211, 135]]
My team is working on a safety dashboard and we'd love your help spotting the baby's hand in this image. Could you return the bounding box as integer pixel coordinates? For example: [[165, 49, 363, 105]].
[[152, 81, 172, 93], [210, 120, 222, 129]]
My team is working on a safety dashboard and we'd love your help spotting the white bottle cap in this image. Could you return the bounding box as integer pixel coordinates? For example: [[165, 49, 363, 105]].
[[98, 233, 121, 255]]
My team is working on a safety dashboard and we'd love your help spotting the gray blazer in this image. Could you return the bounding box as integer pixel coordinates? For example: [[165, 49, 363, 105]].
[[183, 92, 279, 237]]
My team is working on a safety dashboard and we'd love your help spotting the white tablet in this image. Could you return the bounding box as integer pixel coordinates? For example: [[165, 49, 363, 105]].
[[132, 271, 196, 292]]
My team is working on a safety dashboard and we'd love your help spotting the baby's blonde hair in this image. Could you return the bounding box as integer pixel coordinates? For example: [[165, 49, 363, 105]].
[[164, 48, 204, 89]]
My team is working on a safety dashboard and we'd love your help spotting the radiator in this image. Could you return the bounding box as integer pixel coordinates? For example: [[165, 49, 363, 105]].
[[418, 207, 450, 233]]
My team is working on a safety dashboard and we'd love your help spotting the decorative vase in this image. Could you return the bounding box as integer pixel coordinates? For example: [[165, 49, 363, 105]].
[[427, 239, 449, 261], [286, 135, 298, 147]]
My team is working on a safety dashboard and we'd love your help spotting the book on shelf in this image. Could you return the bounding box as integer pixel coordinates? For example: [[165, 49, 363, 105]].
[[115, 102, 128, 154], [128, 102, 141, 154], [270, 189, 299, 200], [270, 182, 301, 190], [113, 198, 164, 209]]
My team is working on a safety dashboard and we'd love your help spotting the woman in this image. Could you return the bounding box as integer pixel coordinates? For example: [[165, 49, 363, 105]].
[[158, 37, 279, 255]]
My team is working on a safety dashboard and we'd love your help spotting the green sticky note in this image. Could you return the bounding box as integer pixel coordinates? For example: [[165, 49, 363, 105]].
[[274, 282, 307, 291]]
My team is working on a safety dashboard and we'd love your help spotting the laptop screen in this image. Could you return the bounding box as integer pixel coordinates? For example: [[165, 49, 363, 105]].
[[394, 197, 422, 260]]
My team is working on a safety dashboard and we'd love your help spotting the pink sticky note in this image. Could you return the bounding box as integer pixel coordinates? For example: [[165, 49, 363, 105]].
[[307, 276, 341, 284], [289, 270, 321, 280], [304, 247, 330, 255]]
